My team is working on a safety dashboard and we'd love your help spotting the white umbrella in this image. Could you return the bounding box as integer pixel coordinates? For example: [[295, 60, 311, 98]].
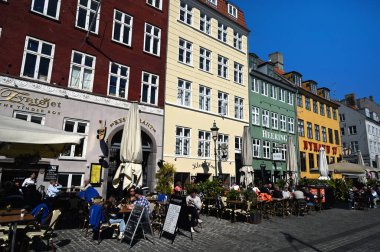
[[376, 155, 380, 169], [112, 103, 143, 190], [357, 150, 365, 166], [318, 147, 330, 180], [0, 115, 83, 158], [286, 136, 298, 185], [239, 126, 253, 187]]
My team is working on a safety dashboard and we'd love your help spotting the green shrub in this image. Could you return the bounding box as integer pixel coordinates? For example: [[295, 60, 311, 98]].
[[155, 162, 176, 195]]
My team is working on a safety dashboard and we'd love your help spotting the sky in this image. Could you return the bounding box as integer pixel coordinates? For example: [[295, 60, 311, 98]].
[[232, 0, 380, 101]]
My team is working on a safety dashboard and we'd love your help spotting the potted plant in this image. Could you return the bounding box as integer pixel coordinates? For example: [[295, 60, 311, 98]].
[[155, 162, 176, 195]]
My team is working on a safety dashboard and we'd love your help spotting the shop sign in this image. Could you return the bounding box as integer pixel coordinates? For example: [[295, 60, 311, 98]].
[[262, 129, 287, 142], [109, 117, 156, 133], [44, 165, 59, 181], [303, 140, 338, 155], [273, 153, 283, 161]]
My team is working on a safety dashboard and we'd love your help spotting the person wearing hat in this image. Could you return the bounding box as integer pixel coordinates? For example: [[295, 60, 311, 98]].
[[133, 188, 150, 215]]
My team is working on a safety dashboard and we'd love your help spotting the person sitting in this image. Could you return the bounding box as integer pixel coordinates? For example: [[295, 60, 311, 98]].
[[46, 180, 62, 198], [293, 186, 305, 200], [272, 185, 283, 199], [370, 188, 379, 208], [304, 188, 315, 207], [186, 190, 202, 232], [79, 179, 100, 203], [104, 195, 126, 240], [260, 184, 270, 194], [22, 172, 36, 188], [133, 188, 150, 216], [282, 187, 291, 199], [174, 181, 182, 193], [125, 186, 136, 204]]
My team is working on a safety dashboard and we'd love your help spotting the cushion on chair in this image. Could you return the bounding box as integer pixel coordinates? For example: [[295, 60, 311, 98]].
[[26, 231, 45, 239]]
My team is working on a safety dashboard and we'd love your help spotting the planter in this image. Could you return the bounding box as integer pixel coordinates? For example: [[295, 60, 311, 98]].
[[249, 210, 262, 224]]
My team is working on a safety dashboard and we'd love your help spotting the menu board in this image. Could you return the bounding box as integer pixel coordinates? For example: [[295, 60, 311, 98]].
[[90, 163, 102, 186], [162, 204, 181, 235], [124, 205, 144, 246], [44, 165, 59, 181]]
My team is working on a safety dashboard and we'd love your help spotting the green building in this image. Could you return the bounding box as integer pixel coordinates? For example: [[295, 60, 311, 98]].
[[248, 52, 298, 184]]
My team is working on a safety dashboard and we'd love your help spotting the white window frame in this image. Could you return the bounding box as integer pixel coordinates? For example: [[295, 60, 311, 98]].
[[218, 55, 228, 79], [208, 0, 217, 6], [233, 31, 242, 50], [270, 85, 278, 100], [252, 79, 259, 93], [20, 36, 55, 83], [218, 91, 229, 116], [178, 38, 192, 65], [140, 71, 159, 105], [252, 106, 260, 125], [13, 111, 45, 125], [350, 141, 359, 152], [75, 0, 100, 34], [61, 119, 89, 159], [179, 1, 192, 25], [234, 62, 243, 84], [177, 79, 192, 107], [279, 88, 286, 102], [271, 112, 278, 130], [315, 124, 320, 141], [281, 145, 287, 161], [143, 23, 161, 56], [217, 134, 229, 160], [198, 130, 211, 158], [349, 126, 357, 135], [58, 173, 84, 188], [280, 115, 287, 132], [68, 50, 96, 91], [263, 140, 270, 159], [218, 22, 227, 43], [107, 61, 129, 99], [262, 110, 269, 127], [307, 122, 313, 139], [146, 0, 162, 10], [322, 126, 327, 142], [253, 139, 260, 158], [112, 9, 133, 47], [199, 47, 212, 72], [234, 96, 244, 120], [175, 126, 191, 156], [200, 12, 211, 35], [199, 85, 211, 111], [235, 136, 242, 153], [31, 0, 61, 20], [227, 3, 238, 18], [288, 92, 294, 105], [288, 117, 295, 133], [261, 81, 268, 96]]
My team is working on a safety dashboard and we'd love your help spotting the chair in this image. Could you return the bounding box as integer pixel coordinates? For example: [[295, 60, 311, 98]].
[[220, 197, 232, 219], [98, 216, 120, 244], [17, 207, 46, 231], [0, 231, 8, 251], [295, 199, 307, 216]]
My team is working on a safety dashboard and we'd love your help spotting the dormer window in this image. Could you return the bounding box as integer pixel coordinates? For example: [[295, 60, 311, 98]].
[[294, 74, 302, 87], [310, 83, 317, 94], [208, 0, 217, 6], [228, 4, 238, 18]]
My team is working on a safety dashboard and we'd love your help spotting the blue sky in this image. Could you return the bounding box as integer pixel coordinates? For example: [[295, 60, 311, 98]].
[[232, 0, 380, 101]]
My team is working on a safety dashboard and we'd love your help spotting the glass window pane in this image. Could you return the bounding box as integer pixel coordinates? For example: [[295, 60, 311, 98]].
[[58, 174, 69, 187], [73, 53, 82, 64], [84, 56, 93, 67], [77, 8, 87, 28], [41, 43, 52, 56], [27, 39, 39, 52], [33, 0, 45, 13], [64, 121, 75, 132], [77, 122, 87, 133], [150, 86, 156, 104], [113, 23, 121, 40], [15, 114, 28, 121], [74, 139, 84, 157], [30, 116, 42, 124], [47, 0, 59, 17], [23, 54, 37, 78], [71, 174, 82, 186], [38, 57, 50, 81]]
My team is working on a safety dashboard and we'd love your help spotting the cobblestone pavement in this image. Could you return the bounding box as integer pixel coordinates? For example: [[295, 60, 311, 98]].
[[49, 208, 380, 252]]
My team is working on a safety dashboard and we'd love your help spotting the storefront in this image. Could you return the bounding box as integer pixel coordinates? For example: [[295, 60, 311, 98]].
[[0, 76, 163, 197]]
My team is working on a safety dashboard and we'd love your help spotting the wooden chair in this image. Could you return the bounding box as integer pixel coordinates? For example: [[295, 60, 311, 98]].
[[98, 215, 120, 244], [220, 197, 232, 219]]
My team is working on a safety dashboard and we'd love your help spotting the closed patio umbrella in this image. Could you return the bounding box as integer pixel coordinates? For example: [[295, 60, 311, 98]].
[[286, 136, 298, 185], [239, 126, 253, 187], [112, 103, 143, 190], [357, 150, 365, 166], [318, 147, 330, 180], [376, 155, 380, 169]]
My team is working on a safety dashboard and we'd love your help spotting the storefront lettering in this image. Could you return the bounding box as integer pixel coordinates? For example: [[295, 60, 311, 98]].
[[303, 140, 338, 155], [109, 117, 156, 133], [192, 161, 215, 170], [0, 88, 61, 109], [262, 129, 287, 142]]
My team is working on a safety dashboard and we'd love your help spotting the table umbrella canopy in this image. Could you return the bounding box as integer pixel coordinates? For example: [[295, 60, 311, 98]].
[[112, 103, 143, 190], [328, 161, 366, 174], [318, 147, 330, 180], [239, 126, 254, 187], [357, 150, 365, 166], [0, 115, 83, 158], [286, 136, 298, 185]]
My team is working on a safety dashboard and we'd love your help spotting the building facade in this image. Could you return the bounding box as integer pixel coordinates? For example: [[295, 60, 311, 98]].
[[249, 53, 298, 183], [163, 0, 249, 186], [0, 0, 168, 196], [284, 73, 342, 179]]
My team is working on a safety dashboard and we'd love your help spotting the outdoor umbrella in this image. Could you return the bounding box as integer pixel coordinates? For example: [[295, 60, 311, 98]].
[[377, 155, 380, 169], [286, 136, 298, 186], [0, 115, 83, 158], [112, 103, 143, 190], [357, 150, 365, 166], [318, 147, 330, 180], [239, 126, 254, 187]]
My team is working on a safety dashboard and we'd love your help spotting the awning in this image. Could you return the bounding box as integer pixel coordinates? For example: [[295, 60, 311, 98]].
[[0, 115, 83, 158], [328, 161, 366, 174]]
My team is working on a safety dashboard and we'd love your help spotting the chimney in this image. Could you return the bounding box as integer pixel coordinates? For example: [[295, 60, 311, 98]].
[[345, 93, 357, 108], [269, 52, 284, 71]]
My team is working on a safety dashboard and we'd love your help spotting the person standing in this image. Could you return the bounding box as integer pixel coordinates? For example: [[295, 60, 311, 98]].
[[22, 172, 36, 188], [186, 190, 202, 232]]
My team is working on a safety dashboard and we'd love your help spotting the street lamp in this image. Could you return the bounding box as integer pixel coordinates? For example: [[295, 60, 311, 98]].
[[210, 121, 219, 177]]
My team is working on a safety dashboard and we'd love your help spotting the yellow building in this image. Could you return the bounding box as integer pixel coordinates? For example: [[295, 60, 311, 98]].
[[163, 0, 250, 186], [284, 73, 342, 179]]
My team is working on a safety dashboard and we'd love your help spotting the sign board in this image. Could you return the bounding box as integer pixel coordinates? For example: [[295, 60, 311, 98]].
[[44, 165, 59, 181], [162, 204, 181, 235], [124, 205, 153, 247], [273, 153, 283, 161], [90, 163, 102, 186]]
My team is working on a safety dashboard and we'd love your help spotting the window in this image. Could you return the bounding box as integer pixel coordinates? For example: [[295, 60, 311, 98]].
[[199, 86, 211, 111], [21, 36, 55, 82], [235, 137, 242, 153], [297, 94, 303, 107], [218, 91, 228, 116], [112, 10, 133, 46], [271, 112, 278, 130], [288, 92, 294, 105], [227, 4, 237, 18], [349, 126, 357, 135], [339, 114, 345, 122], [313, 100, 318, 113], [334, 130, 340, 145], [272, 143, 280, 158], [252, 107, 260, 125], [263, 141, 270, 159], [218, 22, 227, 43], [328, 128, 333, 144], [69, 50, 95, 91], [75, 0, 100, 33], [218, 55, 228, 78], [308, 153, 315, 169], [198, 131, 211, 158], [281, 145, 287, 161], [175, 127, 191, 156], [315, 125, 320, 141], [61, 119, 89, 158], [217, 134, 229, 160], [279, 89, 285, 102], [261, 81, 268, 96], [234, 96, 244, 119], [199, 47, 211, 72], [350, 141, 359, 152], [177, 79, 191, 107], [108, 62, 129, 99], [307, 122, 313, 139], [280, 115, 287, 132], [58, 173, 84, 188], [179, 1, 192, 25], [14, 111, 45, 125], [305, 97, 311, 110], [141, 71, 158, 105], [332, 108, 337, 120], [322, 127, 327, 142], [288, 117, 294, 133], [300, 152, 306, 172], [253, 139, 260, 158], [208, 0, 217, 6], [200, 13, 211, 35], [147, 0, 162, 10], [298, 119, 304, 137], [270, 85, 277, 100], [31, 0, 61, 19], [251, 78, 259, 93], [326, 106, 331, 118], [320, 103, 325, 116], [144, 23, 161, 56], [341, 127, 345, 136], [233, 32, 242, 50], [178, 38, 192, 65], [234, 62, 243, 84], [262, 110, 269, 127]]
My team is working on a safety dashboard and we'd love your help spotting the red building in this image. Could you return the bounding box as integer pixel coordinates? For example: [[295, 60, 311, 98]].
[[0, 0, 168, 196]]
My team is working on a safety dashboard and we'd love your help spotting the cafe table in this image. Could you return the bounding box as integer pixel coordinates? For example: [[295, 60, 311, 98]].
[[0, 209, 22, 216], [225, 200, 244, 223], [0, 213, 34, 252]]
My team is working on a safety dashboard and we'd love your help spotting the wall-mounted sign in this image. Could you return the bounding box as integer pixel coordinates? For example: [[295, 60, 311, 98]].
[[44, 165, 59, 181], [90, 163, 102, 187], [273, 153, 283, 161], [109, 117, 156, 133], [262, 130, 287, 142], [302, 140, 338, 155]]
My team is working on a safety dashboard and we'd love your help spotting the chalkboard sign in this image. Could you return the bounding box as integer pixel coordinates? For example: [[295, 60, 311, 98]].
[[124, 205, 153, 247], [162, 204, 181, 235], [44, 165, 59, 181]]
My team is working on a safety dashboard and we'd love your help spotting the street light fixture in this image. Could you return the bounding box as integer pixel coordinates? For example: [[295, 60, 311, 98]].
[[210, 121, 219, 177]]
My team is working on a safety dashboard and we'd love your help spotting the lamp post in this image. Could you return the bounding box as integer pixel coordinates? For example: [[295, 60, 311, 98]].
[[210, 121, 219, 177]]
